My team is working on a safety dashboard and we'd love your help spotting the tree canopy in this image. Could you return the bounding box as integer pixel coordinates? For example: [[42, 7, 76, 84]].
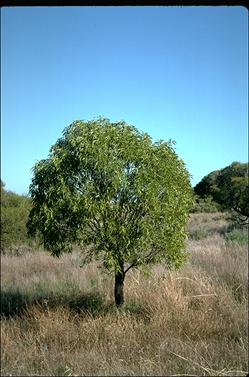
[[27, 118, 192, 305], [194, 162, 248, 222]]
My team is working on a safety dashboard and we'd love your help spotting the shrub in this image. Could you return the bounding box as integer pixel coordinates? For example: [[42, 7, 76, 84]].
[[225, 228, 248, 246], [190, 195, 221, 213], [1, 181, 32, 251]]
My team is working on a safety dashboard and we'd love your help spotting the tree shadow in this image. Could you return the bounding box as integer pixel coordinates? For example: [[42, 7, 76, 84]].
[[1, 289, 152, 323], [0, 289, 104, 318]]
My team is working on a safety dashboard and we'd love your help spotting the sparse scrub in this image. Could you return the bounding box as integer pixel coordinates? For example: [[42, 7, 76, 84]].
[[1, 213, 248, 376]]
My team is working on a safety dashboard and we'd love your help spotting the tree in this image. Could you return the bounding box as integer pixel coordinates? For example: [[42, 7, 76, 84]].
[[229, 175, 249, 224], [27, 118, 192, 306], [194, 162, 248, 223]]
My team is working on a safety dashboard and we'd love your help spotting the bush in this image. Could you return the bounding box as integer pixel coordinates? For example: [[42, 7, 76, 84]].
[[1, 182, 32, 251], [190, 195, 221, 213], [225, 228, 248, 246]]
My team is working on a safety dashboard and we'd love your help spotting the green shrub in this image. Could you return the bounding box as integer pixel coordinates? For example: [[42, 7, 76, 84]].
[[190, 195, 221, 213], [1, 181, 32, 251], [225, 228, 248, 246]]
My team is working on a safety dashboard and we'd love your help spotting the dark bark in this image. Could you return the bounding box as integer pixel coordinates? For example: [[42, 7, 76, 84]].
[[114, 261, 125, 306]]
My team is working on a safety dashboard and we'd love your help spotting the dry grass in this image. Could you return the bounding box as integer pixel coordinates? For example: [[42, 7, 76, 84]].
[[187, 212, 230, 240], [1, 213, 248, 376]]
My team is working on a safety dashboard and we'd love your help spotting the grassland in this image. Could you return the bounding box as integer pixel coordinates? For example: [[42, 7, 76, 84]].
[[1, 212, 248, 376]]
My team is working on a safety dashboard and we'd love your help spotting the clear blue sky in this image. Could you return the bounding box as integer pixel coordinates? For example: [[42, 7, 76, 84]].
[[1, 6, 248, 195]]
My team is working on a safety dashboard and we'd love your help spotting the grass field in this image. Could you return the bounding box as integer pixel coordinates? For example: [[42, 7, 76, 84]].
[[1, 213, 248, 376]]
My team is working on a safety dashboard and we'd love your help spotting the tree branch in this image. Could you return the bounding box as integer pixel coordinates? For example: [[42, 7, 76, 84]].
[[124, 245, 159, 275], [124, 262, 137, 274]]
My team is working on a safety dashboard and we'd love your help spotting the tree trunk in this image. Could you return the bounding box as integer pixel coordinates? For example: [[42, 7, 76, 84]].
[[114, 266, 125, 306]]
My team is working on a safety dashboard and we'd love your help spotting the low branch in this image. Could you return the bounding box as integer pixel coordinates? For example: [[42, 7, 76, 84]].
[[124, 245, 160, 275], [143, 246, 161, 263], [124, 262, 137, 274]]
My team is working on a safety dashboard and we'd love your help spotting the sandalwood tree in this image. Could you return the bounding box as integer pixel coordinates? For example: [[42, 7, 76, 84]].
[[27, 118, 192, 306]]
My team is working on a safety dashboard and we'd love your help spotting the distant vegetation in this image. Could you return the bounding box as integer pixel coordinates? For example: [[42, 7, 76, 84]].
[[1, 181, 32, 252], [194, 162, 248, 223], [190, 194, 221, 213]]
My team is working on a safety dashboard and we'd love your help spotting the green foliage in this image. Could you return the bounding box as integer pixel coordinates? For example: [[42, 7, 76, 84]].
[[1, 181, 32, 251], [27, 117, 192, 301], [194, 162, 248, 221], [190, 195, 221, 213]]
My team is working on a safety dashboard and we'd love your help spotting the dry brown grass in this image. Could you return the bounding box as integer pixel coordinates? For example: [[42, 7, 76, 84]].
[[1, 213, 248, 376], [187, 212, 230, 240]]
